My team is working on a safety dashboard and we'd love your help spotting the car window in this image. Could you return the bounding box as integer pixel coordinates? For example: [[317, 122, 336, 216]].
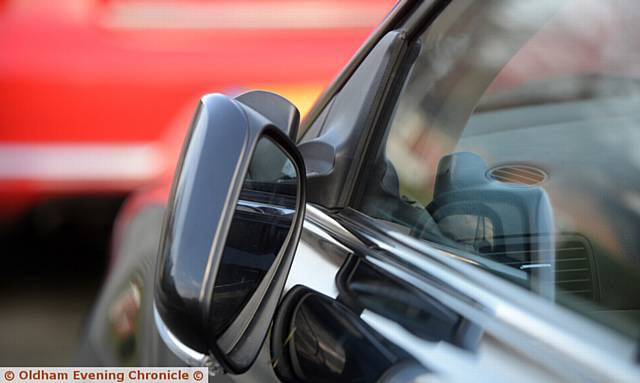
[[356, 0, 640, 338]]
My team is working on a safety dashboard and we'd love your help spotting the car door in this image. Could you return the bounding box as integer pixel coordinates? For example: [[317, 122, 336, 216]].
[[264, 0, 640, 381], [81, 0, 640, 381]]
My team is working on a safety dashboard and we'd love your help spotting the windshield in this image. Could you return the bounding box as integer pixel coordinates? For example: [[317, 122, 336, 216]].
[[357, 0, 640, 339]]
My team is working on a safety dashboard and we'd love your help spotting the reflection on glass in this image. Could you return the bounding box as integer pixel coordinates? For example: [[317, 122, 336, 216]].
[[286, 292, 413, 383], [438, 214, 495, 253], [210, 136, 298, 336], [358, 0, 640, 337], [108, 280, 142, 366]]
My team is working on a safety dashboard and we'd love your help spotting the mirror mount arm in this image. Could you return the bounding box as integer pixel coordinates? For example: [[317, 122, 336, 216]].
[[235, 90, 300, 142]]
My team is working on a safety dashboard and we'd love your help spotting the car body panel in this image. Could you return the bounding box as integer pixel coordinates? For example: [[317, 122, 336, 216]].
[[84, 201, 640, 381], [80, 1, 640, 382]]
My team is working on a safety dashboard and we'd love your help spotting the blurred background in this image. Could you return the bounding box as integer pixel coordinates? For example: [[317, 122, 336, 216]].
[[0, 0, 393, 365]]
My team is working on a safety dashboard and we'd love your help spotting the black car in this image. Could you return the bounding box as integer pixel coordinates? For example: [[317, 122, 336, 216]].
[[80, 1, 640, 381]]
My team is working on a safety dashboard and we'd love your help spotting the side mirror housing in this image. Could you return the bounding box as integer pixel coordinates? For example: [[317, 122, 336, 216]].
[[154, 92, 305, 373]]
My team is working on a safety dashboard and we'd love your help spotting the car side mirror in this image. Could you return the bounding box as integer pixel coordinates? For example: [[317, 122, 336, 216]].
[[153, 92, 306, 374]]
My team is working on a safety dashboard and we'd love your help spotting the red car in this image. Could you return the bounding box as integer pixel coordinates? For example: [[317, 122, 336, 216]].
[[0, 0, 393, 269], [0, 0, 392, 219]]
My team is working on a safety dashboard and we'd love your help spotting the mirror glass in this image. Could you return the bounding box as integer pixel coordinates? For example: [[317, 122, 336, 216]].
[[210, 136, 298, 336]]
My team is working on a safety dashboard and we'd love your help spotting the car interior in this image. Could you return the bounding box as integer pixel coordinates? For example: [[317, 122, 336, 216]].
[[356, 0, 640, 338]]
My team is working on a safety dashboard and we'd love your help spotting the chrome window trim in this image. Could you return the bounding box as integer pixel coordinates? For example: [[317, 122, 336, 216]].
[[305, 203, 363, 250], [305, 205, 640, 382], [283, 206, 353, 299]]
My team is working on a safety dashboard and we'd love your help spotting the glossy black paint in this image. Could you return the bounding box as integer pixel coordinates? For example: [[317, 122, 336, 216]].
[[299, 31, 407, 209], [337, 255, 482, 349], [272, 286, 419, 383], [156, 94, 248, 354], [155, 92, 306, 373]]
